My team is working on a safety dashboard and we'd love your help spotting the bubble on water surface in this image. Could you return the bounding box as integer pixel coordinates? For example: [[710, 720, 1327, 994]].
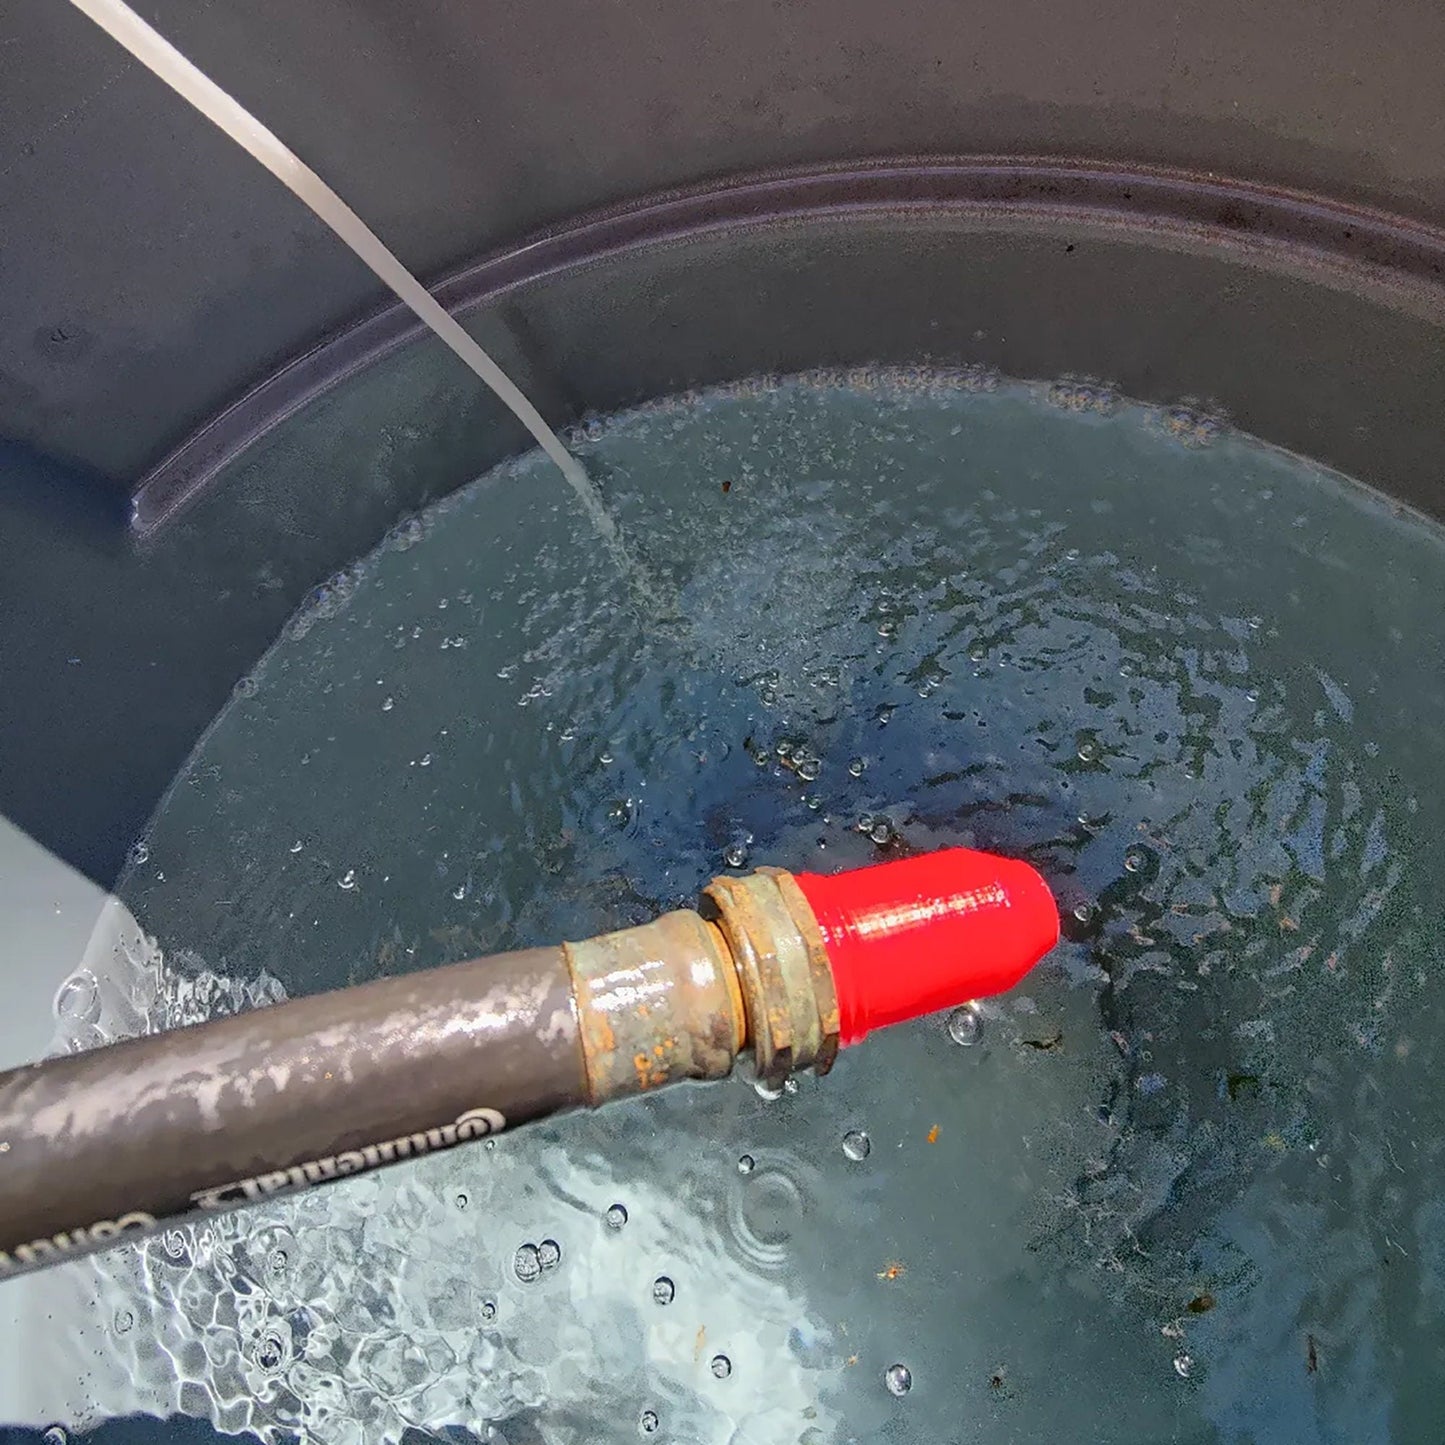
[[947, 1005, 982, 1046], [53, 970, 98, 1022], [884, 1363, 913, 1396], [513, 1244, 542, 1283]]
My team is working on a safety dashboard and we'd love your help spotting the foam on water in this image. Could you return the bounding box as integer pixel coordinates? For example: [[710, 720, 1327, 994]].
[[36, 371, 1445, 1443]]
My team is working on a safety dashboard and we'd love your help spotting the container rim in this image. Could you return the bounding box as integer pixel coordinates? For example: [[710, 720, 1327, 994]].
[[130, 154, 1445, 537]]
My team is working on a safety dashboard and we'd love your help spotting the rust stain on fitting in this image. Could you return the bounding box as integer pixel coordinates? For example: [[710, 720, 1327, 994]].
[[564, 911, 744, 1106], [702, 869, 840, 1088]]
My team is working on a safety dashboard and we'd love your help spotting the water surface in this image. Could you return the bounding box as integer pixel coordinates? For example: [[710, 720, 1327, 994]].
[[47, 372, 1445, 1443]]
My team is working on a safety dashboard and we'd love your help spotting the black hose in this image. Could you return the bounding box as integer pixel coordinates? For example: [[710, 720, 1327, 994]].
[[0, 872, 847, 1281], [0, 946, 586, 1278]]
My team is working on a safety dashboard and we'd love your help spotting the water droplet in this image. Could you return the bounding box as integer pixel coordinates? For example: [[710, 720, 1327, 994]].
[[639, 1410, 660, 1435], [803, 793, 822, 811], [513, 1243, 542, 1283], [1073, 901, 1098, 925], [711, 1353, 733, 1379], [869, 818, 895, 846], [723, 842, 749, 869], [337, 869, 357, 891], [1076, 735, 1102, 763], [113, 1308, 134, 1335], [480, 1297, 498, 1322], [848, 756, 867, 777], [842, 1129, 871, 1161], [289, 839, 304, 854], [796, 755, 821, 782], [737, 1154, 756, 1175], [419, 753, 432, 767], [604, 1203, 628, 1230], [1173, 1352, 1193, 1379], [856, 813, 874, 833], [877, 619, 898, 638], [537, 1238, 561, 1271], [267, 1246, 289, 1278], [128, 839, 150, 867], [1064, 547, 1081, 562], [968, 642, 988, 662], [783, 1077, 799, 1095], [43, 1428, 68, 1445], [381, 696, 394, 711], [451, 883, 467, 901], [885, 1363, 913, 1396], [652, 1275, 676, 1305], [161, 1229, 188, 1261], [454, 1192, 469, 1211], [1124, 849, 1144, 873], [947, 1005, 982, 1046]]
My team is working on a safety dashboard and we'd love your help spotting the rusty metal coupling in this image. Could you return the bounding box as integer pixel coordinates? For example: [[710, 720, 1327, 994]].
[[563, 869, 840, 1103]]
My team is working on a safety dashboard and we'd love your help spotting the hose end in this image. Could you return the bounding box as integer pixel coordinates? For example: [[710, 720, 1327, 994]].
[[790, 848, 1059, 1046]]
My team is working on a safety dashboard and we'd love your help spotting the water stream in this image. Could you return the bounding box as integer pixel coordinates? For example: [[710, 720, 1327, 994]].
[[65, 0, 658, 605]]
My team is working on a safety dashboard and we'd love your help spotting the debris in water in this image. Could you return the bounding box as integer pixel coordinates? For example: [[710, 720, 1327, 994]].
[[1021, 1030, 1064, 1052]]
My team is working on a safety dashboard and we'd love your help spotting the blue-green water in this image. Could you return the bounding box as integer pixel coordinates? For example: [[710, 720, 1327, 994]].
[[49, 373, 1445, 1442]]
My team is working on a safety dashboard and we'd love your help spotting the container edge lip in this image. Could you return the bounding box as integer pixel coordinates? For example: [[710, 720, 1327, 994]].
[[129, 154, 1445, 537]]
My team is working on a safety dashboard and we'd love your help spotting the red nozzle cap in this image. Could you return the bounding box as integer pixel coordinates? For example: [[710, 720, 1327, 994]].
[[792, 848, 1059, 1046]]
